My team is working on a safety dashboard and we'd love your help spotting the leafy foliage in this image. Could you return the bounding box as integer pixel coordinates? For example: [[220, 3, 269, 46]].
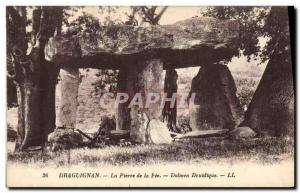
[[66, 12, 101, 36], [92, 70, 118, 93], [234, 75, 259, 108], [203, 6, 290, 63]]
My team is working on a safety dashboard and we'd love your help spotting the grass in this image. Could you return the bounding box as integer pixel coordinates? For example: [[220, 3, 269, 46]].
[[7, 137, 293, 168], [232, 71, 262, 108]]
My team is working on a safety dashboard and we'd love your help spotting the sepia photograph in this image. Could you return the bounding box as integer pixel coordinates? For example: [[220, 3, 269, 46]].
[[5, 5, 295, 188]]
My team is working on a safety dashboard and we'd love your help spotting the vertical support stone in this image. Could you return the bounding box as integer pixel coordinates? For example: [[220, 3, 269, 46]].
[[116, 59, 165, 130], [161, 69, 178, 131], [115, 68, 131, 131], [137, 58, 165, 119], [129, 58, 165, 143], [57, 66, 79, 128], [189, 64, 243, 131], [116, 58, 172, 144]]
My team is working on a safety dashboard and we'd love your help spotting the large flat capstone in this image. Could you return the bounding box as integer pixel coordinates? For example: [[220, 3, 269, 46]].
[[45, 17, 239, 69]]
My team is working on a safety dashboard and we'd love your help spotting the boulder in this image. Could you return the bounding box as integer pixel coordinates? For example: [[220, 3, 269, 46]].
[[129, 108, 174, 144], [129, 107, 149, 144], [48, 128, 83, 150], [148, 119, 173, 144], [230, 126, 257, 139]]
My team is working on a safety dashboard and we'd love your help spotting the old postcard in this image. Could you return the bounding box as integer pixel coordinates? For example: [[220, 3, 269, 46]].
[[6, 6, 295, 188]]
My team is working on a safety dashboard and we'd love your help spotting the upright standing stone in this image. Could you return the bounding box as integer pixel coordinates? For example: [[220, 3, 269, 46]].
[[137, 58, 165, 119], [57, 66, 79, 128], [189, 64, 243, 131], [129, 106, 150, 144], [161, 69, 178, 131], [116, 58, 172, 143], [115, 68, 132, 131]]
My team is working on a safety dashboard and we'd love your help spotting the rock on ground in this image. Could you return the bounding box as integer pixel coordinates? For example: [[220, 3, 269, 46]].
[[230, 126, 257, 139], [174, 129, 229, 139], [48, 128, 83, 150], [148, 119, 173, 144], [130, 108, 149, 144]]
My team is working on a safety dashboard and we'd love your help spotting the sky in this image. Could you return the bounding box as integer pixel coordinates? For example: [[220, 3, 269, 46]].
[[68, 6, 205, 25]]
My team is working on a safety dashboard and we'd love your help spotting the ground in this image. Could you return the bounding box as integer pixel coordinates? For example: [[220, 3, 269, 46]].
[[7, 137, 293, 168]]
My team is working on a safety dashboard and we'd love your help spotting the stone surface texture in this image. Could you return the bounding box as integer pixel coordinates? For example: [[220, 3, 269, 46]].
[[45, 17, 239, 68]]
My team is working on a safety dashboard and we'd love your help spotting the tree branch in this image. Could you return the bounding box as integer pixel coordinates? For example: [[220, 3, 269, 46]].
[[31, 7, 42, 45], [154, 6, 168, 23]]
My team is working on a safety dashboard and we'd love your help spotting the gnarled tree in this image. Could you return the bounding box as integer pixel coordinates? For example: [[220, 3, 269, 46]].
[[7, 6, 63, 150], [203, 6, 294, 137]]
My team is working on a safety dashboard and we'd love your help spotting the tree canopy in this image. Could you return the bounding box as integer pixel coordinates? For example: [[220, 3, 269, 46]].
[[203, 6, 291, 63]]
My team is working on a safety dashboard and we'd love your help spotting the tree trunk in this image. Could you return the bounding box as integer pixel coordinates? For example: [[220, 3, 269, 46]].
[[7, 76, 17, 107], [7, 6, 63, 151], [40, 62, 60, 136], [241, 7, 294, 137], [161, 69, 178, 132], [15, 85, 25, 150], [14, 46, 43, 150], [14, 44, 59, 150], [22, 83, 42, 148], [240, 53, 294, 137]]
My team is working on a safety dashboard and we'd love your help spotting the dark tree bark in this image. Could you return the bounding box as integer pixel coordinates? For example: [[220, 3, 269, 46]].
[[7, 6, 63, 150], [241, 52, 294, 137], [161, 69, 178, 131], [15, 85, 25, 148], [7, 76, 17, 107], [140, 6, 168, 25], [39, 7, 63, 138], [240, 7, 294, 137]]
